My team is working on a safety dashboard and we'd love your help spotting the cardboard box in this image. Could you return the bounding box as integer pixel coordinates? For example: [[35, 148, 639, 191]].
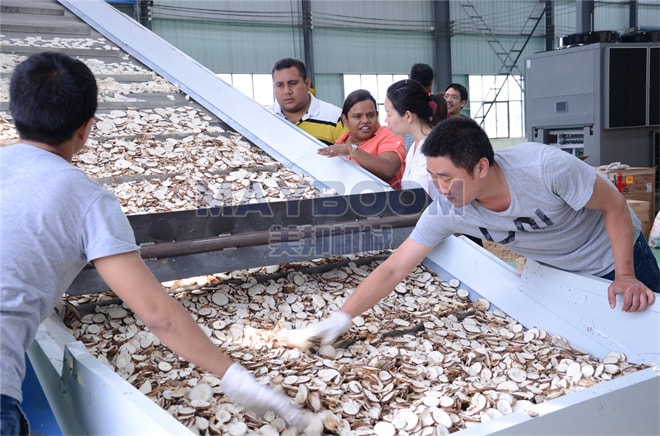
[[598, 167, 656, 227], [597, 167, 655, 195], [627, 199, 651, 239]]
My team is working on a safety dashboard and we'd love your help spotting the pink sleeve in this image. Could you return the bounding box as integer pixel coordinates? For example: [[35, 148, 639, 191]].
[[375, 128, 406, 164]]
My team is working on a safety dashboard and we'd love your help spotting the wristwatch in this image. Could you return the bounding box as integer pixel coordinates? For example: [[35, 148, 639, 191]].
[[349, 143, 358, 158]]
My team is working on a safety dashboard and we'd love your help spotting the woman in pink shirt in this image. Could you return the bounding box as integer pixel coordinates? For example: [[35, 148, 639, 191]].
[[318, 89, 406, 189]]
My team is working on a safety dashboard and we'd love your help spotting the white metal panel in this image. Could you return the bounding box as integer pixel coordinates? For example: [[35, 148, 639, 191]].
[[454, 366, 660, 435], [28, 315, 192, 435], [425, 236, 660, 364], [58, 0, 391, 195], [29, 239, 660, 434]]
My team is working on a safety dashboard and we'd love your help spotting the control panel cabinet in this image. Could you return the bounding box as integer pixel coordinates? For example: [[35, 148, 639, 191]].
[[525, 42, 659, 168]]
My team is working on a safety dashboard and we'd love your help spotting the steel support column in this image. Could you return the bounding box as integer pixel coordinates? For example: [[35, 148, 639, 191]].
[[545, 1, 555, 51], [302, 0, 315, 85], [576, 0, 594, 33], [433, 0, 452, 90], [630, 0, 638, 30]]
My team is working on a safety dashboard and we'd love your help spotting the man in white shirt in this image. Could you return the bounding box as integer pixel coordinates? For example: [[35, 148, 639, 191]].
[[268, 58, 345, 145]]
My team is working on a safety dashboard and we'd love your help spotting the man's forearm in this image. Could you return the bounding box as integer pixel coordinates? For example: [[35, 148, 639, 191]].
[[603, 197, 636, 277]]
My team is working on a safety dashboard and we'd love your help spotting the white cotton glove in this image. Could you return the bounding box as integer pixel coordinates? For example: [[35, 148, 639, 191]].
[[221, 363, 308, 431], [279, 311, 352, 349]]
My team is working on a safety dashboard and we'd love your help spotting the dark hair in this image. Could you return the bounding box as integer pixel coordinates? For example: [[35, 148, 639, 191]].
[[387, 79, 447, 127], [271, 57, 307, 79], [9, 52, 97, 146], [341, 89, 377, 117], [410, 63, 434, 90], [422, 117, 494, 172], [444, 83, 468, 101], [430, 92, 448, 122]]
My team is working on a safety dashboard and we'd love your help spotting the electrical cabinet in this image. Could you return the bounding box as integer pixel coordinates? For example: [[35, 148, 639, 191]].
[[526, 41, 659, 166], [525, 40, 660, 213]]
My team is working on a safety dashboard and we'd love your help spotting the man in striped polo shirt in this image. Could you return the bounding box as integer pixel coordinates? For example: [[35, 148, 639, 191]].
[[268, 58, 346, 145]]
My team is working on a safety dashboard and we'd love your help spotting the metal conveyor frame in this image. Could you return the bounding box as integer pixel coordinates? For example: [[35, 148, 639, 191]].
[[57, 0, 392, 195], [29, 236, 660, 434]]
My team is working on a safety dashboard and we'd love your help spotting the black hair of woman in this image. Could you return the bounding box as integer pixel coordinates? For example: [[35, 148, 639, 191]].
[[386, 79, 447, 128]]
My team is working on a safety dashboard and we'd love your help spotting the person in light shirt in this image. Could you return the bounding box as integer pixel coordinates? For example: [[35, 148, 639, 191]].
[[385, 80, 483, 246], [384, 79, 447, 197]]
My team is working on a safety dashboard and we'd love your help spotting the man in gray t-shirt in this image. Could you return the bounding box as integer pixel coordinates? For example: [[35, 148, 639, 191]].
[[285, 117, 658, 348], [410, 141, 630, 277]]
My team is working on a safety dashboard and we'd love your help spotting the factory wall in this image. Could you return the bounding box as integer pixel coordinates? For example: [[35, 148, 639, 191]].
[[147, 0, 660, 134]]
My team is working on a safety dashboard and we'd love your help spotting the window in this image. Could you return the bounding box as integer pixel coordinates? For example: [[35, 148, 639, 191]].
[[468, 75, 525, 139], [217, 73, 273, 106], [343, 74, 408, 124]]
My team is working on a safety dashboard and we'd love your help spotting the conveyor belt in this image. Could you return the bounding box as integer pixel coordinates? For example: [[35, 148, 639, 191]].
[[58, 0, 393, 194]]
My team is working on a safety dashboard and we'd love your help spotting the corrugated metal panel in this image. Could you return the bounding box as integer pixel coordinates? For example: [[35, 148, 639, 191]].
[[152, 0, 304, 73], [594, 1, 632, 31], [311, 0, 434, 74], [448, 0, 548, 75], [639, 1, 660, 27], [153, 0, 435, 75], [313, 28, 434, 74], [554, 1, 579, 38], [554, 0, 629, 37], [451, 35, 545, 74], [312, 73, 345, 108], [155, 0, 299, 22], [310, 0, 432, 29], [449, 0, 547, 36], [555, 0, 660, 37], [153, 20, 303, 73]]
